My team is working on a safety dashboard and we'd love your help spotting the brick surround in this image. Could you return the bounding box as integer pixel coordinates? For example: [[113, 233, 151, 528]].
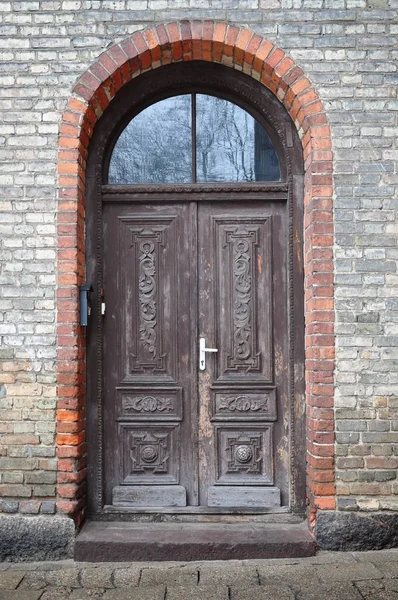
[[56, 21, 335, 523]]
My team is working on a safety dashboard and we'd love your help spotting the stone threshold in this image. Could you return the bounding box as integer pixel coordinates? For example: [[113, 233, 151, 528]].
[[74, 520, 316, 562]]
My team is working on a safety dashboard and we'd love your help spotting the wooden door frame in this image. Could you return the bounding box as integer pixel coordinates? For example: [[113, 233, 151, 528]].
[[56, 23, 335, 526], [84, 61, 305, 517]]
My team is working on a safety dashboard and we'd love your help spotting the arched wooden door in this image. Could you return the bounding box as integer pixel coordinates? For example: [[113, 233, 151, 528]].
[[86, 62, 305, 515]]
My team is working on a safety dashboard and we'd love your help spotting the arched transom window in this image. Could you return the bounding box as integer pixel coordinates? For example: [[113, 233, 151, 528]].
[[108, 94, 281, 184]]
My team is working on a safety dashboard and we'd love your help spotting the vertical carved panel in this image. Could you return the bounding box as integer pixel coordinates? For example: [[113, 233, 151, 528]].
[[131, 228, 166, 373], [118, 216, 178, 381], [226, 227, 260, 371], [214, 217, 272, 382], [138, 238, 157, 359]]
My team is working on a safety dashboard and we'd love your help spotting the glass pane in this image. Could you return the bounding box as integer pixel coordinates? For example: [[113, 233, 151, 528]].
[[196, 95, 281, 183], [108, 95, 192, 184]]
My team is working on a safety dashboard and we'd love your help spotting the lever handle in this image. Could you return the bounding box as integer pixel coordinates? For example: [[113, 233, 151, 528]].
[[199, 337, 218, 371]]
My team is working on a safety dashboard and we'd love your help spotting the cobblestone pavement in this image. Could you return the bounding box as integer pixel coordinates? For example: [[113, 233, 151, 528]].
[[2, 550, 398, 599]]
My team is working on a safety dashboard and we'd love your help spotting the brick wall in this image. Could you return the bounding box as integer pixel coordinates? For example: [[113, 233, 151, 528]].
[[0, 0, 397, 516]]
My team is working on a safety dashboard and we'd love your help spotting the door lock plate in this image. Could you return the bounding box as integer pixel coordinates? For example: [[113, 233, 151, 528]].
[[199, 337, 218, 371]]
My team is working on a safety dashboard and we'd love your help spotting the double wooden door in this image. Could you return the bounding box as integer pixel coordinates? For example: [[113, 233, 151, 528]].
[[102, 195, 289, 509]]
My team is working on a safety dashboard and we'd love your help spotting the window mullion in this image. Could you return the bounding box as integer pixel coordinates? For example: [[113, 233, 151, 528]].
[[192, 93, 197, 184]]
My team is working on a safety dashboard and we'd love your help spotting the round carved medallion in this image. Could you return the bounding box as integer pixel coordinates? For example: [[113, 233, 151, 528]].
[[141, 445, 158, 463], [235, 444, 253, 463]]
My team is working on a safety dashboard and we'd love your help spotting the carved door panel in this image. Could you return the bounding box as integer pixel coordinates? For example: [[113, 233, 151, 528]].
[[198, 202, 289, 508], [102, 201, 198, 507]]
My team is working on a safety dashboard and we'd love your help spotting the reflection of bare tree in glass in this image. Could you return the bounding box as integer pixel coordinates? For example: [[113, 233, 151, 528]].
[[109, 96, 192, 184], [109, 93, 281, 185], [224, 106, 254, 181], [197, 95, 255, 183]]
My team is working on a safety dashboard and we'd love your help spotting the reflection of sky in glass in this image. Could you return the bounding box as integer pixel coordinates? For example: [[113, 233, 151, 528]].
[[108, 94, 281, 184], [109, 95, 192, 184]]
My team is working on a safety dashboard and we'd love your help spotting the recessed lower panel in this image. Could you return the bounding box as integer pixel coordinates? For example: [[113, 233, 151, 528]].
[[113, 485, 187, 507], [208, 485, 280, 508]]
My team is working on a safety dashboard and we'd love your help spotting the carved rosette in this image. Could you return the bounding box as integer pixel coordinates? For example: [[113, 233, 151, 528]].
[[141, 445, 158, 463], [226, 435, 262, 474], [226, 226, 260, 371], [235, 444, 253, 463], [130, 431, 170, 474]]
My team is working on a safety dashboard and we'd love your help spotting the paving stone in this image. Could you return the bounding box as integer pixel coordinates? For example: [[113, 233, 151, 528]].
[[166, 584, 229, 600], [102, 591, 136, 600], [230, 585, 295, 600], [385, 581, 398, 593], [19, 571, 49, 590], [80, 567, 114, 588], [104, 586, 166, 600], [296, 582, 363, 600], [45, 569, 80, 588], [372, 561, 398, 578], [354, 579, 398, 600], [317, 562, 383, 582], [40, 587, 73, 600], [258, 564, 321, 587], [0, 593, 44, 600], [8, 564, 43, 571], [104, 589, 166, 600], [0, 564, 11, 571], [199, 565, 258, 586], [69, 589, 106, 600], [0, 572, 25, 589], [354, 550, 398, 563], [294, 552, 358, 565], [252, 552, 357, 567], [112, 566, 141, 587], [354, 579, 385, 598], [359, 592, 398, 600], [24, 562, 75, 572], [140, 565, 198, 587]]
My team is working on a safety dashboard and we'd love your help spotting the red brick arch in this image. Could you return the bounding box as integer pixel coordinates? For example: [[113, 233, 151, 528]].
[[57, 21, 335, 526]]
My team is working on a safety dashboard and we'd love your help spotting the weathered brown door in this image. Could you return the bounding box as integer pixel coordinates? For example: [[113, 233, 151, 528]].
[[197, 201, 288, 508], [102, 194, 289, 509]]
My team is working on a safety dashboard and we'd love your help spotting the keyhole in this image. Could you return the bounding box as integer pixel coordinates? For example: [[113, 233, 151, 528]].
[[201, 360, 205, 368]]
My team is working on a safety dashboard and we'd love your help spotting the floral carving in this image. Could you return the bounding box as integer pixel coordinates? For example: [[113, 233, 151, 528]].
[[123, 395, 174, 413], [226, 227, 260, 371], [218, 394, 268, 412], [139, 240, 157, 357], [131, 227, 166, 373]]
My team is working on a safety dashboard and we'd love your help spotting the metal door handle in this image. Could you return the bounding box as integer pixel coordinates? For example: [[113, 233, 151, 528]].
[[199, 337, 218, 371]]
